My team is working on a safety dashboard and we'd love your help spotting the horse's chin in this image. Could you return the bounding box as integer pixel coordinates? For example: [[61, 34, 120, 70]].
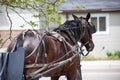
[[86, 42, 94, 52], [87, 47, 93, 52]]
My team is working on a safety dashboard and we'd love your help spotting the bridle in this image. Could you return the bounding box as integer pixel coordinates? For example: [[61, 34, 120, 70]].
[[78, 17, 95, 56], [61, 17, 93, 56]]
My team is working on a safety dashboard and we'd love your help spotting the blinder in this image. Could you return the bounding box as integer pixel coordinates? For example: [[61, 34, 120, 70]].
[[79, 17, 96, 34], [89, 22, 96, 34]]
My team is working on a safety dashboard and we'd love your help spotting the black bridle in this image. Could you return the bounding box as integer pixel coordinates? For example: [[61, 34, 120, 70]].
[[55, 18, 95, 56]]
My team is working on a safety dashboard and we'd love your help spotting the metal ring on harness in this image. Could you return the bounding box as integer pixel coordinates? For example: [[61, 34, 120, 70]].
[[79, 44, 90, 56]]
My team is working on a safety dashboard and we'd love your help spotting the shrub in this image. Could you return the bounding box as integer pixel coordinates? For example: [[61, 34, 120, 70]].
[[114, 51, 120, 58], [106, 52, 113, 57], [106, 50, 120, 59]]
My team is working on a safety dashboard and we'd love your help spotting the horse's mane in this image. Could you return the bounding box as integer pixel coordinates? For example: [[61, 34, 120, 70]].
[[54, 20, 83, 44]]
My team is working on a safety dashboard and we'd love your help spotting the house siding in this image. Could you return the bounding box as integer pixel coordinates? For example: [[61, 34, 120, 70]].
[[90, 12, 120, 57], [0, 13, 39, 30]]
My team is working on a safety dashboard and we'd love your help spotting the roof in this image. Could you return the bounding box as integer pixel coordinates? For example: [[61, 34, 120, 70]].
[[60, 0, 120, 13]]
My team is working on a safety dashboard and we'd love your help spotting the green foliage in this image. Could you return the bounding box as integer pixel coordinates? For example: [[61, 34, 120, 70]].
[[114, 51, 120, 58], [106, 50, 120, 59], [106, 52, 113, 57], [29, 21, 38, 27], [82, 51, 120, 61], [0, 0, 66, 27]]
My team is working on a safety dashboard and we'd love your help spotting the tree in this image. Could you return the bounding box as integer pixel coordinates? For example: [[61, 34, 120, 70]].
[[0, 0, 66, 47], [0, 0, 66, 26]]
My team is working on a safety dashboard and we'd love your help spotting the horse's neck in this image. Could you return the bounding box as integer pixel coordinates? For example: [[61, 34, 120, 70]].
[[59, 31, 76, 45]]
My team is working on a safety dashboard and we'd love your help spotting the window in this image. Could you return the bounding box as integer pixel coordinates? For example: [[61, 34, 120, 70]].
[[90, 14, 109, 34], [99, 17, 106, 31]]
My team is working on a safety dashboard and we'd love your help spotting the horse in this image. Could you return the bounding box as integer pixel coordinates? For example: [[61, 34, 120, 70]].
[[54, 13, 96, 51], [7, 13, 96, 80], [53, 13, 96, 79]]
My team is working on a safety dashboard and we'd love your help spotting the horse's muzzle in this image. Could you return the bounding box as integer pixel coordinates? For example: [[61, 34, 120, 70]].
[[87, 40, 94, 51]]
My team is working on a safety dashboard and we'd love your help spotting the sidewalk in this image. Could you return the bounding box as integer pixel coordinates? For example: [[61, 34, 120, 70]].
[[81, 60, 120, 80], [39, 60, 120, 80], [81, 60, 120, 69]]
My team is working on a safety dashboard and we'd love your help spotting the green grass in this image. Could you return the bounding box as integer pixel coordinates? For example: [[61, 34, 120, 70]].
[[82, 51, 120, 61], [81, 55, 107, 61], [82, 56, 120, 61], [106, 50, 120, 60]]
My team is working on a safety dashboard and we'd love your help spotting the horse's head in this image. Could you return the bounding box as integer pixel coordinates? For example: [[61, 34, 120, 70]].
[[72, 13, 96, 51]]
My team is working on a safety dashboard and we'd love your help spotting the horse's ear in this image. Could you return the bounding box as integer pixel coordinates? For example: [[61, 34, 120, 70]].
[[86, 13, 91, 21], [72, 14, 78, 20]]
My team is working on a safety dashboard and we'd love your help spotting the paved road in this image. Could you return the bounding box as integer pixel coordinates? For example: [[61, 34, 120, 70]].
[[39, 60, 120, 80], [81, 60, 120, 80]]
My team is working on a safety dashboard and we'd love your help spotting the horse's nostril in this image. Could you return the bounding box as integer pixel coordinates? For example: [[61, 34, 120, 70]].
[[88, 43, 94, 51], [89, 43, 91, 47]]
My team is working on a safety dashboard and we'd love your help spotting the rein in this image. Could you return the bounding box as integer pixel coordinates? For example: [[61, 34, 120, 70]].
[[58, 22, 91, 56], [20, 30, 79, 79], [25, 45, 79, 79], [25, 33, 46, 58]]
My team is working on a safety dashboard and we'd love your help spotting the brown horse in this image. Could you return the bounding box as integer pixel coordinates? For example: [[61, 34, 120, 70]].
[[54, 13, 96, 52], [53, 13, 96, 79], [7, 13, 96, 80]]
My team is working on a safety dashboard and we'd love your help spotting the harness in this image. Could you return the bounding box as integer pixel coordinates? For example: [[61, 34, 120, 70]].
[[26, 45, 79, 79], [22, 30, 79, 79]]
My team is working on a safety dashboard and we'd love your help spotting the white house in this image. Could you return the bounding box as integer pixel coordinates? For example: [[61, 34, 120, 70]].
[[59, 0, 120, 58]]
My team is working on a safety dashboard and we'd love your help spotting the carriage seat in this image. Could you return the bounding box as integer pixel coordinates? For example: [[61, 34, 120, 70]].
[[0, 47, 25, 80], [0, 52, 8, 80]]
